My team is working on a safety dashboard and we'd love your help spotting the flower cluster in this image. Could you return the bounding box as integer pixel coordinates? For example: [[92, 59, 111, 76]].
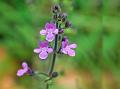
[[33, 5, 77, 60], [17, 4, 77, 79]]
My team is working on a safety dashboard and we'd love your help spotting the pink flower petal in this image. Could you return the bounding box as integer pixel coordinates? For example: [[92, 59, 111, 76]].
[[17, 69, 26, 77], [39, 51, 48, 59], [47, 48, 53, 53], [69, 44, 77, 48], [67, 49, 75, 56], [40, 29, 47, 35], [61, 48, 67, 54], [53, 29, 58, 34], [22, 62, 28, 69], [34, 48, 41, 53], [45, 23, 56, 29], [22, 62, 29, 72], [46, 33, 55, 42]]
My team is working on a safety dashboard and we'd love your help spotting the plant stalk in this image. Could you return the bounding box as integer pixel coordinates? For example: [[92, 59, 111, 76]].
[[49, 22, 58, 76], [46, 22, 58, 89]]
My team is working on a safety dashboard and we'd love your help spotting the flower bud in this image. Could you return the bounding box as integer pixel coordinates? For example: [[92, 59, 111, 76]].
[[61, 13, 67, 22], [57, 13, 67, 22], [52, 72, 58, 78], [65, 21, 72, 28], [58, 13, 62, 20], [52, 5, 61, 13], [62, 36, 67, 41]]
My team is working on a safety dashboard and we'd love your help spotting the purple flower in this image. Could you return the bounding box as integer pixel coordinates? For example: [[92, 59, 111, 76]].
[[17, 62, 32, 77], [34, 41, 53, 59], [61, 37, 77, 56], [40, 23, 58, 42]]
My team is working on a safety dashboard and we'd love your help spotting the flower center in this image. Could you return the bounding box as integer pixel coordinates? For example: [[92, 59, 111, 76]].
[[41, 47, 47, 51], [47, 28, 54, 33]]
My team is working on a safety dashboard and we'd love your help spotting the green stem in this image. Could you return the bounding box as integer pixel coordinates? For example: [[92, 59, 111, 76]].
[[49, 22, 58, 76], [38, 72, 49, 77], [46, 83, 49, 89]]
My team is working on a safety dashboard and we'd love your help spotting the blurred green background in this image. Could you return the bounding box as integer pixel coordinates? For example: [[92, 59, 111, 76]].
[[0, 0, 120, 89]]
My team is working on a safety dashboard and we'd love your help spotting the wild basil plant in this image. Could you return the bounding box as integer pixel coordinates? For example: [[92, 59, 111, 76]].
[[17, 5, 77, 89]]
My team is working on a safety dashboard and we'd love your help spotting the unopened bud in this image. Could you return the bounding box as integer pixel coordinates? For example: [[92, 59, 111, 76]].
[[52, 72, 58, 78], [61, 13, 67, 22], [57, 13, 62, 20], [65, 21, 72, 28], [62, 36, 67, 41], [52, 5, 61, 13]]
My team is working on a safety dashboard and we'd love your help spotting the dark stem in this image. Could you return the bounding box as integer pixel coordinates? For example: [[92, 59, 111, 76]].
[[46, 83, 49, 89], [49, 22, 58, 76], [49, 52, 56, 75], [46, 23, 58, 89]]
